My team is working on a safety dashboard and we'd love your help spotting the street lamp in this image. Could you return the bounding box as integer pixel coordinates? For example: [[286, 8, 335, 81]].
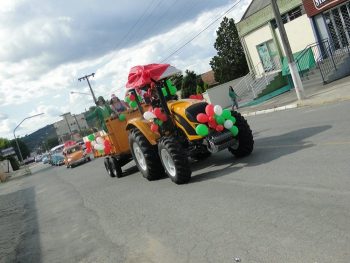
[[13, 113, 44, 164]]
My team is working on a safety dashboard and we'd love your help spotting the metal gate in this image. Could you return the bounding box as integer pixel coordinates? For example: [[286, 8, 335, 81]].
[[324, 1, 350, 50]]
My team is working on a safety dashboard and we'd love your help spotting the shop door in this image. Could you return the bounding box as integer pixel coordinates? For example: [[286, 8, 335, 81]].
[[324, 2, 350, 50], [257, 42, 274, 72]]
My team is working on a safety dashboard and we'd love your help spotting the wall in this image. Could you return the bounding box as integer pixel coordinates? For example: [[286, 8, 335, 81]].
[[204, 77, 245, 108], [275, 14, 317, 54], [243, 24, 274, 74], [0, 160, 13, 173]]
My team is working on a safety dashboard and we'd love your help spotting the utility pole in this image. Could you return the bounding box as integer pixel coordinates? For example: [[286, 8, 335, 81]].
[[270, 0, 305, 100], [78, 73, 98, 104]]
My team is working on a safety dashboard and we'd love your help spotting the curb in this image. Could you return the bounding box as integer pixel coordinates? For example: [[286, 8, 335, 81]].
[[241, 96, 350, 117]]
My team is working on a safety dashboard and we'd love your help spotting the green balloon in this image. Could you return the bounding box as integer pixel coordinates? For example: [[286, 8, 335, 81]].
[[137, 95, 142, 101], [196, 124, 209, 136], [222, 109, 231, 119], [169, 86, 177, 95], [98, 149, 104, 154], [228, 116, 236, 124], [155, 119, 163, 126], [215, 115, 225, 125], [119, 113, 126, 121], [130, 101, 137, 108], [230, 126, 239, 136], [87, 134, 95, 141], [125, 96, 131, 103], [162, 87, 168, 96]]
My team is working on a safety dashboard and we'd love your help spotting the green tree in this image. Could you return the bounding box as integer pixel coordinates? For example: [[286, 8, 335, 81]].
[[46, 137, 59, 149], [210, 17, 249, 84], [0, 138, 20, 170], [170, 73, 183, 91], [10, 138, 30, 161], [181, 70, 197, 98]]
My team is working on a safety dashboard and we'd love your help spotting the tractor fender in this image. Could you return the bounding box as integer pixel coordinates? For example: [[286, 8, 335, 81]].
[[126, 118, 159, 145]]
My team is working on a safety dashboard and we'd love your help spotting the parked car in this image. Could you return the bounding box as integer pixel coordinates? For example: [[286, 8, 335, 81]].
[[42, 156, 49, 164], [50, 154, 65, 166]]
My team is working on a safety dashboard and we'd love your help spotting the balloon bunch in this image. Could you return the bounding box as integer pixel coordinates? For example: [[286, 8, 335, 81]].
[[161, 80, 177, 97], [189, 94, 204, 100], [125, 93, 142, 109], [143, 107, 168, 133], [195, 104, 239, 137], [85, 134, 112, 155]]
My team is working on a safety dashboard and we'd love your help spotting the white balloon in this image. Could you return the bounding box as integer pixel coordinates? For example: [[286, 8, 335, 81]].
[[214, 105, 223, 116], [143, 111, 156, 121], [96, 137, 104, 145], [91, 141, 96, 147], [224, 120, 233, 129], [94, 143, 104, 151]]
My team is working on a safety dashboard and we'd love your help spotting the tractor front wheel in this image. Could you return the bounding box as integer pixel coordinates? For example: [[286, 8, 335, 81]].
[[228, 111, 254, 158], [158, 137, 191, 184], [129, 129, 164, 181]]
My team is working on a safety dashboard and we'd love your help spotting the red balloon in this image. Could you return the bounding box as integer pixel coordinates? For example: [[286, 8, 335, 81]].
[[85, 141, 92, 153], [196, 113, 208, 123], [216, 125, 224, 132], [153, 108, 162, 118], [159, 114, 168, 122], [129, 94, 136, 101], [208, 120, 217, 129], [196, 94, 203, 100], [208, 116, 215, 122], [205, 104, 215, 116], [151, 123, 159, 132], [189, 95, 197, 99]]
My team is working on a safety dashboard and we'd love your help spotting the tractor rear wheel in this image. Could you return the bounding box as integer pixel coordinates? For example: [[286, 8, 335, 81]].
[[158, 136, 191, 184], [109, 157, 123, 178], [129, 129, 164, 181], [104, 158, 114, 177], [228, 111, 254, 158]]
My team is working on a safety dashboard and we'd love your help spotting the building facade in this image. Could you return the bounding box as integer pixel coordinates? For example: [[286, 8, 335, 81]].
[[237, 0, 317, 76], [54, 112, 90, 143], [303, 0, 350, 50]]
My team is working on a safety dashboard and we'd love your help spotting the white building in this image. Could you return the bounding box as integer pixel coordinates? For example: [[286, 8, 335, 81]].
[[54, 112, 89, 142]]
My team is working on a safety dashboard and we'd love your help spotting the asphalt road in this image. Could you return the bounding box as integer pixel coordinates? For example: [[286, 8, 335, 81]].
[[1, 101, 350, 263]]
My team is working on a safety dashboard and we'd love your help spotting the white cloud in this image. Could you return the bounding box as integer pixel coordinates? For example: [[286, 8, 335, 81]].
[[0, 113, 8, 120]]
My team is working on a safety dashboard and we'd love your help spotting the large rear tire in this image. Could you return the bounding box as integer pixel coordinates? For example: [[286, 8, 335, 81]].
[[228, 111, 254, 158], [129, 129, 164, 181], [158, 136, 191, 184]]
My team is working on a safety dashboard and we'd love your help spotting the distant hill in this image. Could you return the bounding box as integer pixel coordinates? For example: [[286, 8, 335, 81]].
[[21, 124, 57, 153]]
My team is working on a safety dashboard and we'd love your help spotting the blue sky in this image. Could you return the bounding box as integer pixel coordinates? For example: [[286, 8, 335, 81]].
[[0, 0, 250, 140]]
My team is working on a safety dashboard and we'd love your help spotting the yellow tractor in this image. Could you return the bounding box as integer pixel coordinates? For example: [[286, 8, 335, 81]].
[[121, 64, 254, 184]]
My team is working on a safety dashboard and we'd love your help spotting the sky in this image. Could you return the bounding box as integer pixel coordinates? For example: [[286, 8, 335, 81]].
[[0, 0, 251, 140]]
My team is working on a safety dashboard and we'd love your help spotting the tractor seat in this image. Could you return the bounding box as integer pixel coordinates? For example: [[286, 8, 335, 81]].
[[185, 102, 208, 122]]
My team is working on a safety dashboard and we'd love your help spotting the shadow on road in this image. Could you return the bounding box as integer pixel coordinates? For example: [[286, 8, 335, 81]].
[[190, 125, 332, 183], [0, 187, 42, 262]]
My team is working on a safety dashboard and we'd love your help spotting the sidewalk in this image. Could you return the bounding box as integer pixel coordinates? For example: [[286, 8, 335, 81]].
[[240, 75, 350, 116]]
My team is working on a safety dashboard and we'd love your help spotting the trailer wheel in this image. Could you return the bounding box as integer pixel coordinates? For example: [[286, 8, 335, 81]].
[[228, 111, 254, 158], [110, 157, 123, 178], [158, 136, 191, 184], [104, 158, 114, 177], [129, 128, 164, 181]]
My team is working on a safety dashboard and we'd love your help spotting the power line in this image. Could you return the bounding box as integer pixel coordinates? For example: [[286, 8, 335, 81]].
[[160, 0, 242, 63], [114, 0, 160, 51]]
